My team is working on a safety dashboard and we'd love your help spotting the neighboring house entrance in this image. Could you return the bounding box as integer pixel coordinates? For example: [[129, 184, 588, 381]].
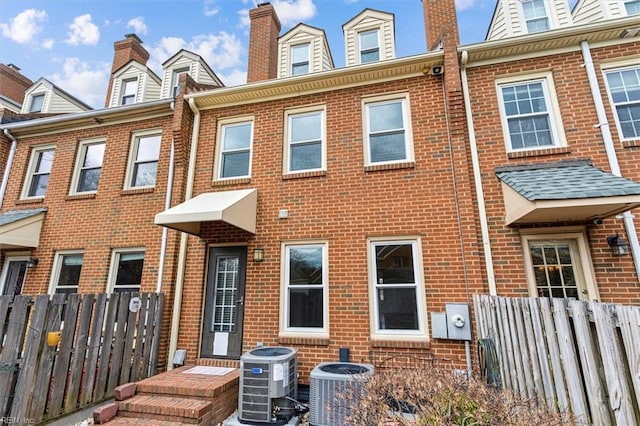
[[200, 247, 247, 359], [0, 257, 28, 296]]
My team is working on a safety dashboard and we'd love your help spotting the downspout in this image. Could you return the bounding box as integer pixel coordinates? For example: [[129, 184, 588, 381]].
[[0, 129, 18, 208], [167, 97, 201, 369], [156, 140, 175, 293], [581, 40, 640, 284], [460, 50, 497, 295]]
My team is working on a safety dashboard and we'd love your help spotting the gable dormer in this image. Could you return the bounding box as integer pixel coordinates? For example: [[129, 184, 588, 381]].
[[573, 0, 640, 25], [107, 61, 161, 107], [486, 0, 573, 41], [343, 9, 395, 67], [20, 78, 91, 114], [160, 49, 224, 98], [277, 24, 334, 78]]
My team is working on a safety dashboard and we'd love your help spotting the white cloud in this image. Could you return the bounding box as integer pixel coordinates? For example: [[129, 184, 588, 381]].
[[204, 0, 220, 17], [219, 69, 247, 87], [127, 17, 148, 35], [42, 39, 54, 49], [66, 14, 100, 46], [455, 0, 477, 12], [238, 9, 250, 28], [0, 9, 47, 44], [271, 0, 317, 27], [50, 57, 111, 108]]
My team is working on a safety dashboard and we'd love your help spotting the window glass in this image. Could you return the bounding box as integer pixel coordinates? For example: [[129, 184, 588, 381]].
[[76, 142, 105, 193], [625, 0, 640, 15], [288, 111, 323, 172], [172, 67, 189, 97], [522, 0, 549, 33], [30, 94, 45, 112], [121, 79, 137, 105], [605, 67, 640, 139], [529, 242, 579, 299], [130, 134, 161, 187], [220, 121, 252, 179], [500, 81, 554, 150], [360, 29, 380, 63], [366, 99, 407, 164], [27, 148, 55, 197], [291, 44, 309, 75], [54, 253, 83, 295], [285, 244, 326, 330], [113, 251, 144, 293]]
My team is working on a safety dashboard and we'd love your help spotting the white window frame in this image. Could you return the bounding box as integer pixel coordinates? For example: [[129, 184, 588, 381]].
[[214, 116, 254, 181], [290, 43, 310, 76], [172, 67, 190, 97], [279, 240, 329, 338], [70, 137, 106, 195], [48, 250, 84, 295], [284, 106, 326, 174], [121, 78, 137, 105], [362, 93, 414, 166], [602, 62, 640, 141], [29, 93, 45, 113], [22, 144, 55, 199], [367, 236, 427, 340], [106, 248, 145, 294], [520, 0, 550, 33], [496, 72, 566, 153], [0, 254, 30, 296], [623, 0, 640, 15], [520, 228, 599, 301], [124, 129, 162, 190], [358, 28, 380, 64]]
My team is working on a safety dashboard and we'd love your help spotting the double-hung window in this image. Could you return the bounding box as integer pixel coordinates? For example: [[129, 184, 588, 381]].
[[50, 252, 83, 295], [604, 66, 640, 140], [285, 108, 325, 173], [359, 29, 380, 63], [217, 118, 253, 180], [29, 94, 45, 113], [369, 238, 426, 336], [172, 67, 190, 97], [625, 0, 640, 15], [23, 145, 55, 198], [291, 44, 310, 76], [497, 75, 563, 152], [126, 131, 161, 189], [108, 249, 144, 293], [364, 95, 413, 165], [121, 79, 137, 105], [282, 242, 328, 334], [521, 0, 549, 33], [71, 139, 105, 194]]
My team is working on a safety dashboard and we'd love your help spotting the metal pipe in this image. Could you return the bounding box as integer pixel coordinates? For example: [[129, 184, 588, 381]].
[[156, 140, 175, 293], [0, 129, 18, 209]]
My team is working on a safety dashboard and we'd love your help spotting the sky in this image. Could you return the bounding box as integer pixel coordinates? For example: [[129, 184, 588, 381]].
[[0, 0, 498, 109]]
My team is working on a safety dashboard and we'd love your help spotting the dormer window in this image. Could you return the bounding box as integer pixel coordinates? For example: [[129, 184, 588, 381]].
[[172, 67, 189, 97], [29, 94, 44, 113], [359, 29, 380, 63], [625, 0, 640, 15], [121, 79, 137, 105], [522, 0, 549, 33], [291, 44, 310, 76]]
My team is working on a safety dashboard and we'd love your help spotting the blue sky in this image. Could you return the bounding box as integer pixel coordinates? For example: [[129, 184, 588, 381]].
[[0, 0, 497, 108]]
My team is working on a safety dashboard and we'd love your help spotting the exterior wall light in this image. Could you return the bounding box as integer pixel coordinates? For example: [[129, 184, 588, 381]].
[[26, 258, 39, 268], [607, 234, 631, 256], [253, 247, 265, 262]]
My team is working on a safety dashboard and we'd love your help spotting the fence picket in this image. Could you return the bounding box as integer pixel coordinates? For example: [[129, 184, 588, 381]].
[[0, 295, 29, 417], [512, 298, 535, 399], [108, 293, 130, 393], [140, 293, 158, 379], [148, 293, 164, 376], [95, 293, 119, 400], [538, 297, 569, 413], [82, 293, 107, 405], [527, 298, 555, 410], [65, 294, 95, 411], [521, 298, 544, 401], [498, 297, 517, 392], [120, 292, 139, 384], [616, 305, 640, 410]]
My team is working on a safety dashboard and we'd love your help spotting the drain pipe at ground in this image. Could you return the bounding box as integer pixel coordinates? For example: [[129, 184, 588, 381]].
[[167, 97, 201, 369], [0, 129, 18, 209], [581, 40, 640, 284]]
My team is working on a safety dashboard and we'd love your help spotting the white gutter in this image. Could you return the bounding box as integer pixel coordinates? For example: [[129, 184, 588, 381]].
[[167, 97, 201, 369], [460, 50, 497, 296], [581, 40, 640, 284], [156, 139, 175, 293], [0, 129, 18, 208]]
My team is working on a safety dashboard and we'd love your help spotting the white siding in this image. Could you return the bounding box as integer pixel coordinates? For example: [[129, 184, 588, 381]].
[[47, 91, 86, 113], [278, 25, 332, 77], [486, 2, 510, 40], [487, 0, 574, 41], [109, 64, 161, 106], [343, 10, 395, 67], [141, 73, 161, 102]]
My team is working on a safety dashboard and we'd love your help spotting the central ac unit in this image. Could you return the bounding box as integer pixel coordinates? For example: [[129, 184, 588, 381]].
[[238, 346, 298, 425], [309, 362, 374, 426]]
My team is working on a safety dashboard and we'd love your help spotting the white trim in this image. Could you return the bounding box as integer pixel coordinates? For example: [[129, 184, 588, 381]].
[[214, 116, 254, 181], [21, 143, 56, 200], [279, 240, 329, 338], [283, 105, 326, 174], [358, 28, 381, 64], [106, 247, 145, 293], [124, 129, 162, 190], [601, 63, 640, 142], [367, 236, 427, 340], [70, 137, 106, 195], [47, 250, 84, 295], [519, 0, 551, 34], [0, 255, 30, 295], [290, 43, 311, 76]]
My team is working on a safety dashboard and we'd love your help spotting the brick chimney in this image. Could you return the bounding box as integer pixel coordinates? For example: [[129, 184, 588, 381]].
[[0, 63, 33, 105], [105, 34, 150, 107], [247, 2, 281, 83], [422, 0, 459, 51]]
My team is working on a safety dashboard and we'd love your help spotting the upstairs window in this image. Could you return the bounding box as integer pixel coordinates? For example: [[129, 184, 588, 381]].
[[605, 66, 640, 140], [50, 252, 83, 295], [359, 29, 380, 63], [363, 95, 413, 165], [291, 44, 310, 76], [121, 79, 137, 105], [29, 94, 45, 113], [23, 146, 55, 198], [71, 139, 105, 194], [522, 0, 549, 33], [126, 132, 161, 189], [625, 0, 640, 15], [217, 119, 253, 180], [108, 249, 144, 293], [172, 67, 190, 97], [285, 108, 325, 173]]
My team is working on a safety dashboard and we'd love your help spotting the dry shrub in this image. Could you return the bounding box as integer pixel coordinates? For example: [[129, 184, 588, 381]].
[[341, 366, 576, 426]]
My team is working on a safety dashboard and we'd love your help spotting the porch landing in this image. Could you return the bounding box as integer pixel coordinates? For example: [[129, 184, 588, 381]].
[[99, 364, 240, 425]]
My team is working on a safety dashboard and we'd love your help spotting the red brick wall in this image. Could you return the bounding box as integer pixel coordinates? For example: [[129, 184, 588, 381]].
[[0, 63, 33, 105], [247, 3, 281, 83], [105, 34, 150, 107]]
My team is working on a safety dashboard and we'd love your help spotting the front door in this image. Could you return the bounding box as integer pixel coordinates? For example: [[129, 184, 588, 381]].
[[201, 247, 247, 359], [0, 258, 28, 296]]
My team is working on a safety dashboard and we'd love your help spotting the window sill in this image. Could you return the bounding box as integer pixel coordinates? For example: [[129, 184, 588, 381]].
[[278, 335, 330, 346], [507, 146, 570, 159], [212, 177, 251, 187], [121, 187, 154, 196], [364, 161, 416, 172], [282, 170, 326, 180], [370, 338, 430, 349], [66, 193, 97, 201], [623, 140, 640, 149], [16, 197, 44, 205]]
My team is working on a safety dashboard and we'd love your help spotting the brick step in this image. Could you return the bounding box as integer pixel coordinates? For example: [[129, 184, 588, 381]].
[[103, 417, 192, 425], [117, 394, 213, 424], [135, 366, 240, 401]]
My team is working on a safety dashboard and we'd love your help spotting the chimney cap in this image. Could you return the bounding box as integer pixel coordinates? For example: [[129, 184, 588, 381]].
[[123, 33, 144, 44], [257, 2, 271, 6], [6, 64, 21, 71]]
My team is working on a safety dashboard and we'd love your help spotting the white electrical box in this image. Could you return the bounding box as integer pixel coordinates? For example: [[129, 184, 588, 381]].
[[430, 303, 472, 341]]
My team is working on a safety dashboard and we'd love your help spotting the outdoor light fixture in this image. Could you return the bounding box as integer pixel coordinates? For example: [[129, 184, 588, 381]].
[[26, 258, 39, 268], [607, 234, 631, 256], [253, 248, 265, 262]]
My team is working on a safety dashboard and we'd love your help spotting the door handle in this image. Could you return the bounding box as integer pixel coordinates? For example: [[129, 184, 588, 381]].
[[236, 297, 244, 305]]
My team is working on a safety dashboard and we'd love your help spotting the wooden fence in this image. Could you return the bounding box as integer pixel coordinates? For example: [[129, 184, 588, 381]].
[[473, 294, 640, 425], [0, 292, 164, 423]]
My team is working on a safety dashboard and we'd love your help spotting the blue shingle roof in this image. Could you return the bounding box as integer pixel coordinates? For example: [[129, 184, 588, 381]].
[[0, 208, 47, 226]]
